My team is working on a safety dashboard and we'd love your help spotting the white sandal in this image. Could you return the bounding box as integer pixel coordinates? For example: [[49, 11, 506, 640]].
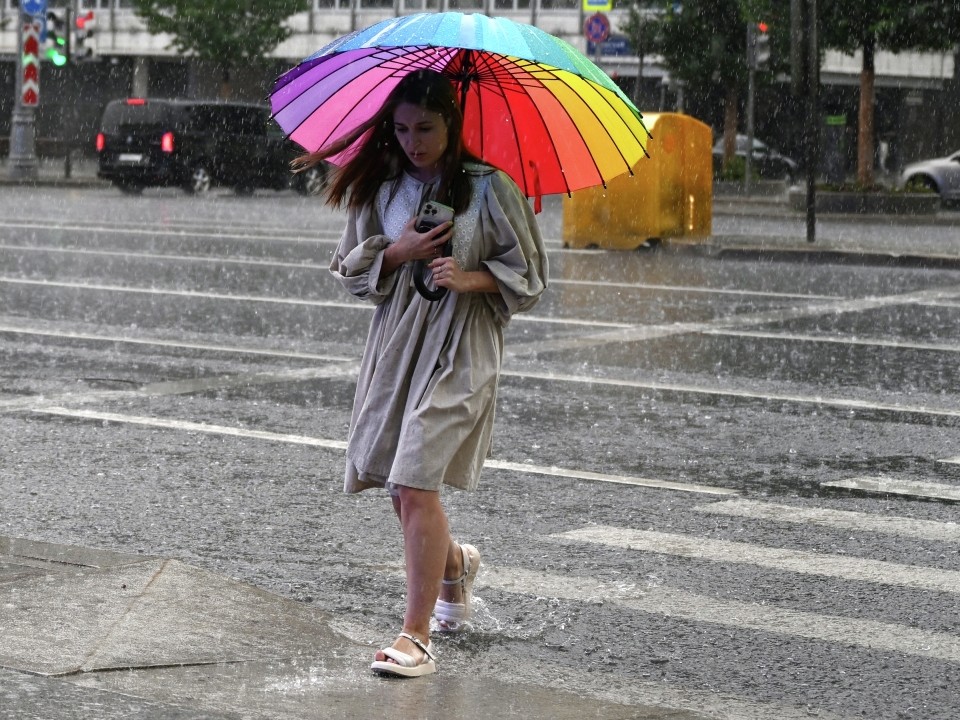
[[370, 632, 437, 678], [434, 543, 480, 633]]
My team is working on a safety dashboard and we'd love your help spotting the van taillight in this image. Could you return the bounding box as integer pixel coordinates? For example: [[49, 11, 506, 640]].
[[95, 132, 105, 152], [161, 132, 174, 153]]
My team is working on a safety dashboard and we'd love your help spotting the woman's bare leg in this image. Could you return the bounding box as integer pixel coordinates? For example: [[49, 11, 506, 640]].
[[377, 485, 455, 663]]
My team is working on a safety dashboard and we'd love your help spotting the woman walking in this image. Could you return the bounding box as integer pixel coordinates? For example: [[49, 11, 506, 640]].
[[294, 69, 547, 678]]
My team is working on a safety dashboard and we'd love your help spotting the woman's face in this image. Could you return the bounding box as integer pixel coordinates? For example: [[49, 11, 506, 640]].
[[393, 102, 449, 181]]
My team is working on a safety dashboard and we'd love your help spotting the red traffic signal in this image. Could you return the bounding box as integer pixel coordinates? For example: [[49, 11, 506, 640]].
[[76, 10, 94, 29], [757, 21, 769, 33]]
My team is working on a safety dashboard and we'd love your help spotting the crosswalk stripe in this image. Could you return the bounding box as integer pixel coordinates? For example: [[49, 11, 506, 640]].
[[24, 408, 731, 494], [695, 498, 960, 543], [481, 565, 960, 665], [823, 476, 960, 503], [553, 526, 960, 594], [486, 460, 736, 495]]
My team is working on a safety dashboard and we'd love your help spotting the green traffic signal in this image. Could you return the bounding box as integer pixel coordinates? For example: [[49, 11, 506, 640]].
[[46, 46, 67, 66]]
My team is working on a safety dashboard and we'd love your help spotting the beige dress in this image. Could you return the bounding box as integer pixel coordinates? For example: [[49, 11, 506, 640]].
[[329, 164, 548, 493]]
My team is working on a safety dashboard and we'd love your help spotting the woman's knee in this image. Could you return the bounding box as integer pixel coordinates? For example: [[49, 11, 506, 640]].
[[395, 485, 443, 517]]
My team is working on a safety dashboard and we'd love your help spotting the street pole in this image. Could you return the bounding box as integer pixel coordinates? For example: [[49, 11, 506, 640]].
[[745, 23, 756, 196], [8, 10, 39, 181], [804, 0, 818, 243], [63, 5, 73, 179]]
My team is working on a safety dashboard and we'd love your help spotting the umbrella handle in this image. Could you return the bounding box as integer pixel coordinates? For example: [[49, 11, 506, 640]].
[[413, 241, 451, 302]]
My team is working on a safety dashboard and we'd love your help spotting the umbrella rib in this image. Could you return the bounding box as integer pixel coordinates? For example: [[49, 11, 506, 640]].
[[540, 63, 651, 182], [275, 45, 454, 150], [473, 52, 563, 197]]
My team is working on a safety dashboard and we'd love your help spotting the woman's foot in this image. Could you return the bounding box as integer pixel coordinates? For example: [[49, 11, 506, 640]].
[[434, 543, 480, 633], [371, 631, 436, 678]]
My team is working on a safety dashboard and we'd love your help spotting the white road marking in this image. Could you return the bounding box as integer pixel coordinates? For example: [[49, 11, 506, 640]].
[[505, 369, 960, 418], [482, 565, 960, 665], [553, 525, 960, 594], [695, 498, 960, 543], [704, 328, 960, 354], [34, 407, 349, 451], [823, 476, 960, 503], [0, 222, 333, 246], [24, 407, 734, 495], [0, 278, 627, 328], [485, 460, 737, 495], [550, 278, 837, 300], [0, 244, 329, 270], [0, 277, 361, 310], [0, 325, 353, 362]]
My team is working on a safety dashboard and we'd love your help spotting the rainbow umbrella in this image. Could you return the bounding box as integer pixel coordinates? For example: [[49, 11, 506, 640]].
[[270, 12, 650, 200]]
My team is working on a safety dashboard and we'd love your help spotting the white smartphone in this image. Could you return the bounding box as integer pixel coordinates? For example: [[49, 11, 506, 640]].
[[415, 200, 455, 232]]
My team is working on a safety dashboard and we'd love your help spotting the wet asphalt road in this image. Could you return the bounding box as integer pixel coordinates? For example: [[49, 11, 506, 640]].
[[2, 186, 960, 720]]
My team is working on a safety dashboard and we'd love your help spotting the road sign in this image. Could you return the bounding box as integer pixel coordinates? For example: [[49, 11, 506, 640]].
[[22, 0, 47, 18], [582, 0, 612, 11], [584, 13, 610, 45], [21, 22, 40, 106]]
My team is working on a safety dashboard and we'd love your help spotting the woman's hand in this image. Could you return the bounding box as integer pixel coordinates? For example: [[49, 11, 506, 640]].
[[381, 218, 452, 276], [428, 257, 498, 294], [428, 256, 467, 293], [398, 217, 453, 263]]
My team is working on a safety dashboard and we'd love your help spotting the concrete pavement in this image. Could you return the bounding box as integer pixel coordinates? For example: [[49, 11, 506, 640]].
[[0, 536, 695, 719]]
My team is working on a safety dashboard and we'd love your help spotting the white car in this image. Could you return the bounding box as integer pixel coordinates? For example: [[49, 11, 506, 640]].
[[899, 150, 960, 202]]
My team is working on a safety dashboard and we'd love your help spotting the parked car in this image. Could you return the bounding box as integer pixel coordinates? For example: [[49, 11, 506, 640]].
[[712, 134, 799, 182], [95, 98, 326, 195], [898, 150, 960, 203]]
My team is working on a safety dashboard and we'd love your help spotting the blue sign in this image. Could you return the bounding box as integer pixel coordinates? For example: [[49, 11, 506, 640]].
[[22, 0, 47, 18], [587, 36, 633, 57]]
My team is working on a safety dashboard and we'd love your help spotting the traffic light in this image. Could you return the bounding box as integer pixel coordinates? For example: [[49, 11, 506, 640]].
[[74, 10, 95, 60], [754, 21, 771, 68], [44, 10, 68, 67]]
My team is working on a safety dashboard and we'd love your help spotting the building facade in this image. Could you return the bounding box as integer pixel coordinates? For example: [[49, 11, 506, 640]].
[[1, 1, 956, 173]]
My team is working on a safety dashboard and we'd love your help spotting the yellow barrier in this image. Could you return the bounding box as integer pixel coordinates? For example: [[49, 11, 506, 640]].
[[562, 112, 712, 249]]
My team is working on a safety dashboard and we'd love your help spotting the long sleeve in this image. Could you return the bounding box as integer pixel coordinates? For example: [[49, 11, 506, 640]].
[[328, 202, 399, 304], [478, 171, 549, 325]]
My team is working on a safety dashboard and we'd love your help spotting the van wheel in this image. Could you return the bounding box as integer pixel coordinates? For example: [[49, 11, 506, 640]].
[[184, 164, 212, 194], [297, 166, 327, 196]]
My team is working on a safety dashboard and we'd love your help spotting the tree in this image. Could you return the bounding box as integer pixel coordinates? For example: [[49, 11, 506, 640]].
[[623, 0, 785, 175], [820, 0, 955, 186], [131, 0, 309, 97], [620, 2, 663, 107]]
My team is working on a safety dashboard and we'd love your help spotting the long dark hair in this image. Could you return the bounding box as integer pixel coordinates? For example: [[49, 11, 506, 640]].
[[292, 69, 483, 213]]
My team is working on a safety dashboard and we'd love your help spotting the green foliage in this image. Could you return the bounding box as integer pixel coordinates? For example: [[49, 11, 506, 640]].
[[130, 0, 309, 66], [820, 0, 956, 55]]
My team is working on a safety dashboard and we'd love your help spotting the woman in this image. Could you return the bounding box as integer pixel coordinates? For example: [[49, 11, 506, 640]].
[[294, 69, 547, 678]]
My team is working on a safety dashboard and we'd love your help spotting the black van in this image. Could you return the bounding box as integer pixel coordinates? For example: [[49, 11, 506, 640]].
[[95, 98, 326, 195]]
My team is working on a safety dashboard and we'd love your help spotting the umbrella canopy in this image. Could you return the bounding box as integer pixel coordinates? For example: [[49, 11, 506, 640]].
[[270, 12, 650, 199]]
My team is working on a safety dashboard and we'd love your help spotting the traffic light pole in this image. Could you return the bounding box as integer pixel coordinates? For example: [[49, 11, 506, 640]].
[[63, 5, 72, 179], [8, 10, 39, 181], [792, 0, 819, 243], [802, 0, 818, 243], [745, 23, 756, 195]]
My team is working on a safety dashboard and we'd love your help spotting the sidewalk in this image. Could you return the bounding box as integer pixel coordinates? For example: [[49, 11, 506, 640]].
[[0, 536, 698, 719], [3, 157, 959, 263]]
